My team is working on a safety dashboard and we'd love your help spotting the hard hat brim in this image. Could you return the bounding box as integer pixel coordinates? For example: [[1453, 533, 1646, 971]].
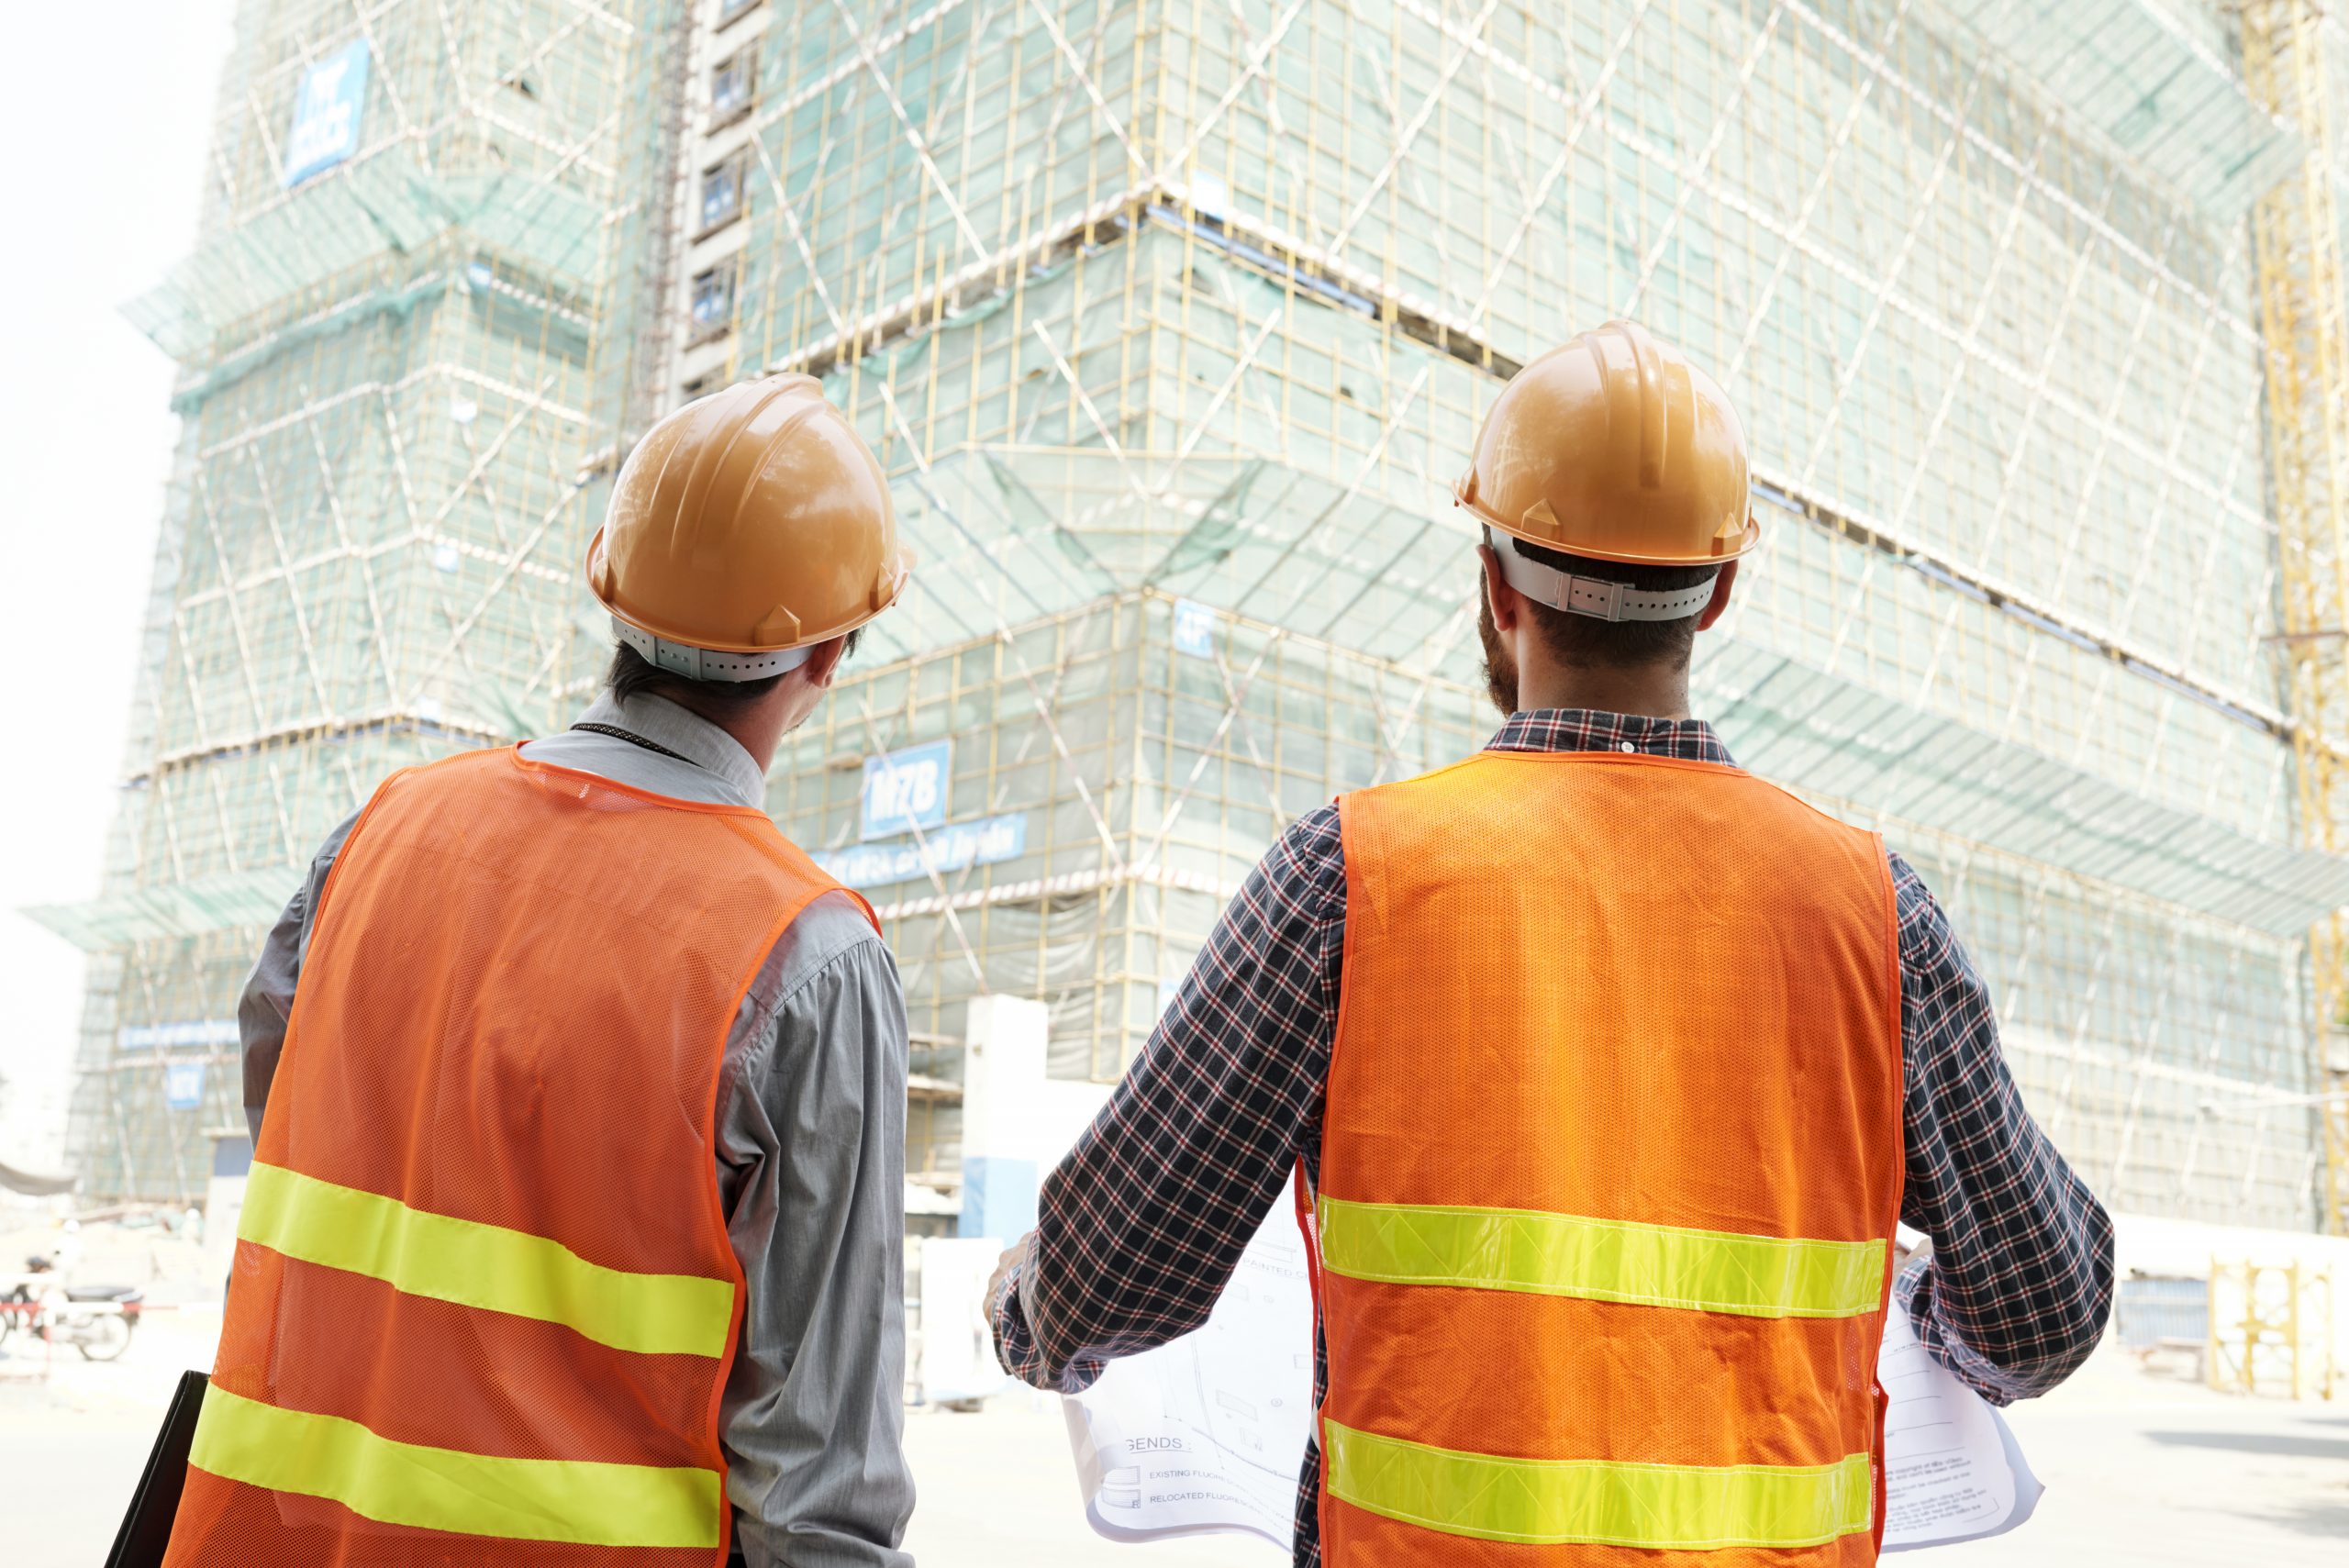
[[587, 528, 918, 655], [1453, 487, 1762, 567]]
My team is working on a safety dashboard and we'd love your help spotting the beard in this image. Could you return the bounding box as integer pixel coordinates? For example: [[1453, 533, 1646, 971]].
[[1477, 591, 1518, 718]]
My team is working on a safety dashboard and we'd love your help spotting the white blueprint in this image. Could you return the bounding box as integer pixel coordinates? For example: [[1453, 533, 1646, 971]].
[[1880, 1297, 2043, 1551], [1060, 1206, 1315, 1548]]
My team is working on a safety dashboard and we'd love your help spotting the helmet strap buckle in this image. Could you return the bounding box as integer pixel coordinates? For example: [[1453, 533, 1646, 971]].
[[1572, 577, 1626, 623]]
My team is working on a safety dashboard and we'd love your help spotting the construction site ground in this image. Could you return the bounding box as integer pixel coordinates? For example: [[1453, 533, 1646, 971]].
[[1, 1305, 2342, 1566]]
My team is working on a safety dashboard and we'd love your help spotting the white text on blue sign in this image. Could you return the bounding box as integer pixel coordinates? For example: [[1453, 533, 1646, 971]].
[[283, 40, 372, 186], [813, 813, 1028, 889], [861, 740, 952, 840]]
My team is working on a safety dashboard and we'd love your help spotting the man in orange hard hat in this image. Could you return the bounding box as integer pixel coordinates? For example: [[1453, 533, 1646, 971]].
[[987, 321, 2113, 1565], [166, 375, 918, 1566]]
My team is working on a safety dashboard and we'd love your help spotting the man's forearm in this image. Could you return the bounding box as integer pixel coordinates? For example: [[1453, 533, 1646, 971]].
[[987, 1236, 1088, 1395], [1892, 854, 2116, 1401], [1898, 1172, 2115, 1403], [989, 1094, 1282, 1395], [992, 815, 1342, 1391]]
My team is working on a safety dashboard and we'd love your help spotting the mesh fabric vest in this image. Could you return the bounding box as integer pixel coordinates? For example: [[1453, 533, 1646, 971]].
[[164, 747, 871, 1565], [1311, 750, 1903, 1566]]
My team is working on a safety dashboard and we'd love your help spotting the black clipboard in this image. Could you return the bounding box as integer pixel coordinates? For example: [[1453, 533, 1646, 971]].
[[104, 1369, 207, 1568]]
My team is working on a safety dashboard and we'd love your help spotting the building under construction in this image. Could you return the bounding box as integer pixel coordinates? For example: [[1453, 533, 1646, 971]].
[[34, 0, 2349, 1240]]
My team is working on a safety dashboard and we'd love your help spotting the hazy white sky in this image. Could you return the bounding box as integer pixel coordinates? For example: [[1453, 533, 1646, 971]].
[[0, 2, 239, 1164]]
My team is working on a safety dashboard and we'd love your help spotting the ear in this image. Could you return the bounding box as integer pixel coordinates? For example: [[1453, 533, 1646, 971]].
[[801, 633, 851, 690], [1696, 558, 1740, 632], [1479, 543, 1522, 633]]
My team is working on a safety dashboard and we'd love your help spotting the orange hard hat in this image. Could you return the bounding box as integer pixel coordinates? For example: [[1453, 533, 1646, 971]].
[[586, 374, 913, 680], [1455, 319, 1758, 569]]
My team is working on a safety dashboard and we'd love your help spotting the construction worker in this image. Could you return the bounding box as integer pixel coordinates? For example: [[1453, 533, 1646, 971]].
[[987, 322, 2115, 1564], [164, 376, 918, 1566]]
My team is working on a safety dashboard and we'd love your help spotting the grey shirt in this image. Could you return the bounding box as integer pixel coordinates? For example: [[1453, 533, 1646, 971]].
[[238, 691, 916, 1567]]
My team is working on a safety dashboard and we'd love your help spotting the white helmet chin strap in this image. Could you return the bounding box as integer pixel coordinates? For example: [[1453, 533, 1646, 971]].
[[614, 617, 815, 682], [1484, 526, 1719, 624]]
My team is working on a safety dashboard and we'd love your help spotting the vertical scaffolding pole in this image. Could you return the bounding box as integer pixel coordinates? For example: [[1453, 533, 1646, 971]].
[[2241, 0, 2349, 1234]]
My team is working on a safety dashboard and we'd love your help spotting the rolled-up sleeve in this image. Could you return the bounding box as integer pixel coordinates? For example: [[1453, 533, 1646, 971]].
[[718, 919, 916, 1568], [1891, 852, 2115, 1402]]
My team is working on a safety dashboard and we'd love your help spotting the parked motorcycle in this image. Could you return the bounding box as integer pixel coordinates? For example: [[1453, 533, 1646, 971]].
[[0, 1253, 141, 1361]]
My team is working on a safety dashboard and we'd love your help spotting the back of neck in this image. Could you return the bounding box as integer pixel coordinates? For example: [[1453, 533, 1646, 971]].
[[1515, 666, 1692, 722]]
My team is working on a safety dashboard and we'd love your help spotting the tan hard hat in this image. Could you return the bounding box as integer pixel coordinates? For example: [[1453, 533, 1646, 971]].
[[1455, 319, 1758, 568], [586, 374, 913, 681]]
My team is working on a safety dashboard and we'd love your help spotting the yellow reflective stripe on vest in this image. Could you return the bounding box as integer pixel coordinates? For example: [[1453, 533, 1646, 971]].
[[190, 1385, 721, 1548], [239, 1162, 734, 1358], [1318, 1196, 1884, 1319], [1325, 1418, 1874, 1551]]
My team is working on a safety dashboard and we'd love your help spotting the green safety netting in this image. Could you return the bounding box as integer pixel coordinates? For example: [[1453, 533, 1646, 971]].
[[900, 440, 2349, 936], [1932, 0, 2302, 219], [26, 865, 303, 953], [1698, 639, 2349, 937], [856, 442, 1472, 674], [33, 433, 2344, 946], [854, 447, 1125, 669], [123, 150, 606, 361]]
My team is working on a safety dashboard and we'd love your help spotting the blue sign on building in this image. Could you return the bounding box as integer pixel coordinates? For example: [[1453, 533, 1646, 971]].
[[860, 740, 952, 840], [812, 813, 1027, 890], [282, 39, 371, 186], [163, 1062, 207, 1112], [1174, 598, 1219, 659]]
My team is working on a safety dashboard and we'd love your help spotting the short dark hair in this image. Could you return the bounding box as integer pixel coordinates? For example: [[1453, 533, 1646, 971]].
[[1510, 539, 1720, 672], [606, 628, 861, 715]]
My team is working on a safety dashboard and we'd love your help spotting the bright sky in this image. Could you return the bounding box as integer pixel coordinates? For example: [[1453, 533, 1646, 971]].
[[0, 2, 239, 1165]]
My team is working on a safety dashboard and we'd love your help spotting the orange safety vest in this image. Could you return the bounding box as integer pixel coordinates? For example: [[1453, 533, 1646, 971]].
[[164, 746, 871, 1565], [1307, 750, 1903, 1566]]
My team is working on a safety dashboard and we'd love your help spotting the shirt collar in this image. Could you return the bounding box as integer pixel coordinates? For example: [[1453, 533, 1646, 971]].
[[1485, 708, 1737, 766], [570, 690, 768, 808]]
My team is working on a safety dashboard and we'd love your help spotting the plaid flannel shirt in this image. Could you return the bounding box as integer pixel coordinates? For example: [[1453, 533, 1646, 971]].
[[993, 709, 2115, 1566]]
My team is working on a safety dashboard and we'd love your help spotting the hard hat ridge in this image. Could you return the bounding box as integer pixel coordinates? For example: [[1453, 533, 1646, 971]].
[[1609, 318, 1671, 491], [726, 387, 831, 535]]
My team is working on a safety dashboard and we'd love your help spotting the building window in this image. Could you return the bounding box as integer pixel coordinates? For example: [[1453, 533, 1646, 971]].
[[699, 150, 748, 235], [718, 0, 761, 26], [709, 50, 756, 126], [690, 258, 739, 343]]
